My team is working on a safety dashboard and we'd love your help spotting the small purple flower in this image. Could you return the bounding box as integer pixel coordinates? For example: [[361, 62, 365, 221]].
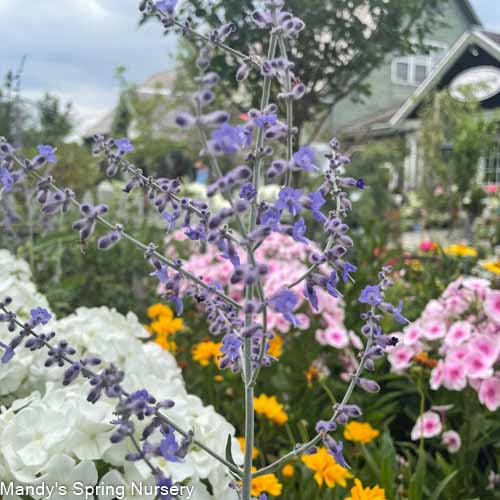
[[292, 218, 309, 244], [254, 113, 277, 129], [0, 340, 15, 364], [114, 138, 134, 154], [212, 124, 243, 154], [341, 262, 357, 283], [268, 289, 300, 326], [356, 178, 366, 189], [315, 420, 337, 434], [307, 191, 326, 222], [0, 166, 14, 193], [326, 271, 339, 298], [304, 279, 319, 311], [324, 437, 348, 468], [393, 300, 409, 324], [275, 187, 302, 217], [37, 145, 57, 164], [260, 207, 281, 228], [155, 0, 178, 15], [292, 146, 318, 172], [240, 182, 256, 201], [30, 307, 52, 326], [159, 426, 181, 463], [359, 285, 383, 306]]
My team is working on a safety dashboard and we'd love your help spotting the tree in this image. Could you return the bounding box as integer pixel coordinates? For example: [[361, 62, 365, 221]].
[[174, 0, 447, 140]]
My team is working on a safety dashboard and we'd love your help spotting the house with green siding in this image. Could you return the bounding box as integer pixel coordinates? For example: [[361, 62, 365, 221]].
[[330, 0, 500, 187]]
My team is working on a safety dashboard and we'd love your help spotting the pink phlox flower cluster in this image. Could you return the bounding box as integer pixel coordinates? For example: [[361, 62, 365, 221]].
[[165, 232, 358, 349], [387, 277, 500, 411]]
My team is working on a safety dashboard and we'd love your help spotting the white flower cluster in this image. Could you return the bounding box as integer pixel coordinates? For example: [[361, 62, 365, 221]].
[[0, 250, 241, 500]]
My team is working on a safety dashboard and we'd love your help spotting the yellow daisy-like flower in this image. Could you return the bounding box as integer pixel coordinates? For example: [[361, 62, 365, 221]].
[[346, 478, 386, 500], [444, 244, 478, 258], [148, 303, 174, 319], [282, 464, 295, 478], [251, 468, 283, 497], [301, 447, 353, 488], [192, 341, 221, 366], [344, 422, 380, 444], [267, 335, 283, 358], [237, 437, 259, 460], [151, 316, 184, 336], [254, 394, 288, 425], [482, 261, 500, 275]]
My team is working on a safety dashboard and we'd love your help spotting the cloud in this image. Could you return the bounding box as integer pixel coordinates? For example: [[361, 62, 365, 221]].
[[0, 0, 177, 136]]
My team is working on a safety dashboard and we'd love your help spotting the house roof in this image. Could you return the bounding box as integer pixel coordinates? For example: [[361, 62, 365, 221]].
[[459, 0, 483, 26], [389, 28, 500, 127]]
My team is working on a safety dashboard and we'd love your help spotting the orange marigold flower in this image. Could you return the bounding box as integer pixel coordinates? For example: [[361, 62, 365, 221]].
[[237, 437, 259, 460], [282, 464, 295, 478], [346, 478, 386, 500], [147, 303, 174, 319], [192, 341, 221, 366], [301, 447, 353, 488], [251, 468, 283, 497], [254, 394, 288, 425], [267, 335, 283, 358], [344, 422, 380, 444]]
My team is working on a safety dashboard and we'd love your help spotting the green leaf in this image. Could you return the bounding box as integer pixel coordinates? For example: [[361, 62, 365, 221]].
[[408, 445, 426, 500], [428, 471, 458, 500], [225, 434, 237, 467]]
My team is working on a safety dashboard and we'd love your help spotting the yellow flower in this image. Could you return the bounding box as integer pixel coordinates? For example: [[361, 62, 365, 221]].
[[482, 261, 500, 275], [267, 335, 283, 358], [301, 447, 353, 488], [251, 468, 283, 497], [282, 464, 295, 478], [154, 336, 177, 352], [444, 244, 477, 258], [151, 316, 184, 336], [214, 375, 224, 383], [237, 437, 259, 460], [344, 422, 380, 444], [346, 478, 386, 500], [254, 394, 288, 425], [148, 303, 174, 319], [192, 341, 221, 366]]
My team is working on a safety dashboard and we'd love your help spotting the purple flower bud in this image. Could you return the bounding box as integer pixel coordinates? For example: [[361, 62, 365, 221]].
[[292, 83, 306, 100], [356, 377, 380, 393], [97, 229, 123, 251], [200, 111, 230, 126], [175, 112, 196, 128], [236, 63, 251, 82], [315, 420, 337, 434]]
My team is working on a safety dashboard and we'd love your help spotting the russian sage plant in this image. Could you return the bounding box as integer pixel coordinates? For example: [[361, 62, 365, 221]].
[[0, 1, 409, 498]]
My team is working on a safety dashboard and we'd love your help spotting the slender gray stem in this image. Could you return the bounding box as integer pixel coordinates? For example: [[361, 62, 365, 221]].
[[13, 156, 242, 310], [252, 334, 374, 478]]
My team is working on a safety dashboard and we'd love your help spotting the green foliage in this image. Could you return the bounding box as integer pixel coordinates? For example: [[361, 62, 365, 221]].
[[171, 0, 447, 139]]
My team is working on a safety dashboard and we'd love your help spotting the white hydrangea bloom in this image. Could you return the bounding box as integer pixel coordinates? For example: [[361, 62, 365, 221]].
[[0, 250, 242, 499]]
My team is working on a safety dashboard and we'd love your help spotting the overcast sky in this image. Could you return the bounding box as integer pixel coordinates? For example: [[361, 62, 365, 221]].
[[0, 0, 499, 137]]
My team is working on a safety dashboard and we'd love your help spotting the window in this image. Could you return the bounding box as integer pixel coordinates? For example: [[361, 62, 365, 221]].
[[483, 143, 500, 185], [391, 41, 448, 86]]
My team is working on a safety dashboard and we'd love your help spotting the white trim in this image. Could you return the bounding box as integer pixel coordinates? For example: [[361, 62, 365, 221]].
[[390, 30, 500, 127]]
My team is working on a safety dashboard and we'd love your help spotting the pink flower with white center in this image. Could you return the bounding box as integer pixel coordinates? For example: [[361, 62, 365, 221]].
[[295, 313, 311, 330], [446, 345, 469, 363], [443, 361, 467, 391], [349, 331, 364, 350], [411, 411, 442, 440], [422, 320, 447, 341], [402, 324, 422, 346], [422, 300, 445, 319], [442, 430, 461, 453], [485, 290, 500, 324], [430, 361, 445, 390], [469, 335, 500, 364], [444, 321, 472, 346], [462, 277, 490, 299], [465, 352, 494, 379], [444, 295, 468, 316], [478, 377, 500, 411], [388, 345, 415, 373], [315, 327, 349, 349]]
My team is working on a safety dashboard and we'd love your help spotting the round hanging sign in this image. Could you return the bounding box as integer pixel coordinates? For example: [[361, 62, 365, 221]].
[[449, 66, 500, 102]]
